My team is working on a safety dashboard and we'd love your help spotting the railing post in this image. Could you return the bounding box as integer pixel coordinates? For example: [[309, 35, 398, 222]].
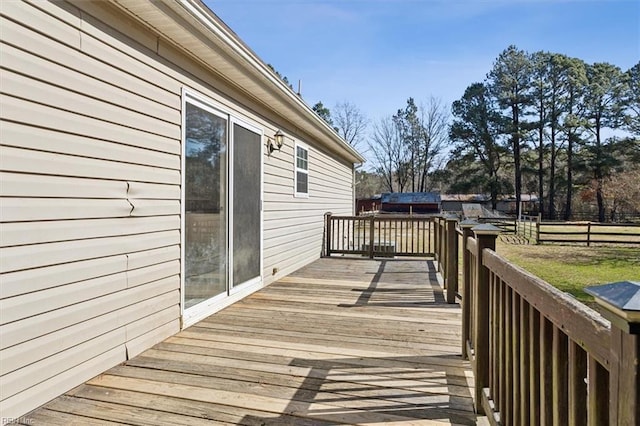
[[459, 219, 477, 359], [440, 216, 447, 276], [471, 224, 502, 413], [445, 216, 459, 304], [586, 281, 640, 426], [324, 212, 332, 257], [434, 216, 441, 272], [368, 215, 375, 259]]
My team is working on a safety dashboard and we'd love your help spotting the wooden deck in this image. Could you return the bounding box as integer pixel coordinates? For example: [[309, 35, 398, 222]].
[[25, 258, 481, 425]]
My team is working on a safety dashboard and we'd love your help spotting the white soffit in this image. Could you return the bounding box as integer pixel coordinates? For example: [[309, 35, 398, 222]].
[[111, 0, 365, 164]]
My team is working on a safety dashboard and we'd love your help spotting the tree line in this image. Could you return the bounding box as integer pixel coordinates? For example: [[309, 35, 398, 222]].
[[310, 45, 639, 222]]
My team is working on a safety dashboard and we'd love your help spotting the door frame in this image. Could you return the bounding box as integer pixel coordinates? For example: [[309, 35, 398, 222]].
[[180, 88, 264, 328]]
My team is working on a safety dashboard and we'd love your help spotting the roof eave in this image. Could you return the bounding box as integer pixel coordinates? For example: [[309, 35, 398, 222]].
[[111, 0, 365, 164]]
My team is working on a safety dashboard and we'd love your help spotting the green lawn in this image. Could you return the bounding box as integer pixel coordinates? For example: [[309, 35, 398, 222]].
[[495, 240, 640, 303]]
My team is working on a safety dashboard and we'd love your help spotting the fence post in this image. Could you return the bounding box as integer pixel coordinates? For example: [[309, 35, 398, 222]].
[[536, 213, 541, 244], [587, 222, 592, 247], [585, 281, 640, 426], [324, 212, 332, 257], [446, 216, 459, 304], [459, 219, 477, 358], [471, 224, 502, 413]]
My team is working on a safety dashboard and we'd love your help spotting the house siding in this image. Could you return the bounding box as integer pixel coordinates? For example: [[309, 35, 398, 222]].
[[0, 0, 354, 419]]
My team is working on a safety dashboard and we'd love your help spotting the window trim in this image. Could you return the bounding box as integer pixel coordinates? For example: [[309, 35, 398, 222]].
[[294, 141, 309, 198]]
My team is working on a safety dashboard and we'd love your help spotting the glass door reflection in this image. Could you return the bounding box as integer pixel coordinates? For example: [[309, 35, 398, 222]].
[[184, 101, 227, 309]]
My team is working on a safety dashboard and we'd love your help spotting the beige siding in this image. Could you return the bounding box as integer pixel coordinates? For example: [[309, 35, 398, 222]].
[[0, 0, 355, 418], [262, 142, 353, 281], [0, 0, 182, 417]]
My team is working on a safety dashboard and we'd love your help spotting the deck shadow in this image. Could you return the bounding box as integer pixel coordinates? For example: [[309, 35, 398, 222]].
[[239, 354, 476, 425], [338, 259, 447, 308]]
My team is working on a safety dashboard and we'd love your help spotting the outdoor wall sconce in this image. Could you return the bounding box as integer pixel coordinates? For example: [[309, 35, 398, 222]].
[[266, 129, 284, 156]]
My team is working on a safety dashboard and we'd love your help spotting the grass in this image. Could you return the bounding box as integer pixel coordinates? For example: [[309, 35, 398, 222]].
[[495, 240, 640, 304]]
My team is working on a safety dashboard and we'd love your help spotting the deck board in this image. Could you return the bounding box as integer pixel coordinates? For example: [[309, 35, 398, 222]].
[[26, 257, 480, 425]]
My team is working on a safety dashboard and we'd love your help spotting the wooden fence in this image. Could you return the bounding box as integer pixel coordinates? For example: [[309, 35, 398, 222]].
[[477, 216, 517, 234], [517, 214, 540, 242], [514, 215, 640, 245], [323, 213, 435, 258], [435, 218, 640, 426], [538, 221, 640, 246]]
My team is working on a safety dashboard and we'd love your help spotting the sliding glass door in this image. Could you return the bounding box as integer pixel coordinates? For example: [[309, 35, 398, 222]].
[[184, 100, 228, 309], [231, 122, 262, 290], [182, 93, 263, 321]]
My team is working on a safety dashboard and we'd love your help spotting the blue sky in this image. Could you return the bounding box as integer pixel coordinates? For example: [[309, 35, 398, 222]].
[[206, 0, 639, 123]]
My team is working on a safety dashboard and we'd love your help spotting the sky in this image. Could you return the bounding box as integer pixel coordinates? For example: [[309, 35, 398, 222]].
[[205, 0, 639, 127]]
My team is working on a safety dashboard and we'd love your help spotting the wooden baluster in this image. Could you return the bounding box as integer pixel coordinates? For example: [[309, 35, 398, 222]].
[[497, 273, 505, 419], [530, 307, 541, 426], [489, 272, 496, 393], [552, 327, 569, 425], [512, 291, 521, 425], [568, 341, 587, 426], [498, 274, 506, 421], [368, 215, 374, 259], [587, 356, 609, 426], [504, 285, 513, 424], [520, 298, 531, 426], [540, 317, 554, 426]]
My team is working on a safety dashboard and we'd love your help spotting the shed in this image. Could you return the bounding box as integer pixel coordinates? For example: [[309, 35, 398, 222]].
[[380, 192, 441, 214], [0, 0, 364, 418], [496, 194, 540, 216], [356, 194, 382, 214], [440, 193, 490, 213]]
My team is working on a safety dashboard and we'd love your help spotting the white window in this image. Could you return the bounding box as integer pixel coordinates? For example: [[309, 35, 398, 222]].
[[294, 142, 309, 197]]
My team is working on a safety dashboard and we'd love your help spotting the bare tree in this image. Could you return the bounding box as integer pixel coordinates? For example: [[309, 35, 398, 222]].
[[368, 117, 408, 192], [333, 101, 368, 150], [417, 97, 449, 191], [602, 169, 640, 221]]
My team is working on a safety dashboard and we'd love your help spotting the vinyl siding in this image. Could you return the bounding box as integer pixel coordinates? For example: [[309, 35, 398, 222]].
[[262, 142, 353, 279], [0, 0, 354, 418]]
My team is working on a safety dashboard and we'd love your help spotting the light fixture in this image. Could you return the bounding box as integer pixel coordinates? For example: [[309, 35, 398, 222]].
[[266, 129, 285, 156]]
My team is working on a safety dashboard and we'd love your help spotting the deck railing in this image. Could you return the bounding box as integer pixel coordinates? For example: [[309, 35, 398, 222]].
[[435, 217, 639, 425], [323, 213, 434, 258], [323, 212, 638, 424]]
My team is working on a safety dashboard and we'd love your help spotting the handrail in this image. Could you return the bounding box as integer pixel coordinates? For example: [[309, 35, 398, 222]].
[[476, 245, 618, 424], [452, 219, 639, 425], [482, 250, 611, 366]]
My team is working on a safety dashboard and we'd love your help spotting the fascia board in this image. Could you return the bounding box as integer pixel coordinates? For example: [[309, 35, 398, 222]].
[[111, 0, 365, 164]]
